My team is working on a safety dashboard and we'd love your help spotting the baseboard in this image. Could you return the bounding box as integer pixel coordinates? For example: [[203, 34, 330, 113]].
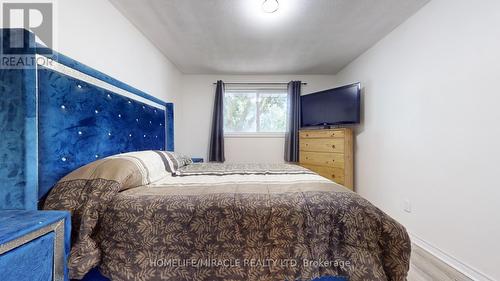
[[410, 234, 494, 281]]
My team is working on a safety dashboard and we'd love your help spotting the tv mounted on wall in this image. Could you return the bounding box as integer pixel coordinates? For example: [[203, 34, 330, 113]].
[[301, 82, 361, 127]]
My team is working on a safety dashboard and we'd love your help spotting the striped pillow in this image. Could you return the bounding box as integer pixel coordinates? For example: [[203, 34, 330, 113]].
[[154, 151, 192, 172], [172, 152, 193, 166], [57, 150, 193, 192], [108, 150, 181, 184], [113, 150, 192, 176]]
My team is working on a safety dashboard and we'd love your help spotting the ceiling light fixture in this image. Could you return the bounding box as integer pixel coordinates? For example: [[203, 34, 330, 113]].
[[262, 0, 279, 13]]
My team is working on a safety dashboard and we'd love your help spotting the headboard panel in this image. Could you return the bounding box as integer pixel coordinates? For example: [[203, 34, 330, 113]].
[[37, 64, 167, 198], [0, 28, 174, 209]]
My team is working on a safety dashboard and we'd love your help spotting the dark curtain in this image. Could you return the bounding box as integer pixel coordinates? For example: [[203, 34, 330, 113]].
[[209, 80, 225, 162], [284, 81, 301, 162]]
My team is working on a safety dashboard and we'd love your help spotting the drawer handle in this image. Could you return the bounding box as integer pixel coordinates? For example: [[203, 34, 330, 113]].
[[306, 134, 309, 137], [331, 133, 335, 137], [331, 174, 336, 178], [331, 145, 336, 148]]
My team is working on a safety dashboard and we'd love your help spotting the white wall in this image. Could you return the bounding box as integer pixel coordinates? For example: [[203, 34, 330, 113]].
[[335, 0, 500, 279], [56, 0, 183, 145], [177, 75, 337, 162]]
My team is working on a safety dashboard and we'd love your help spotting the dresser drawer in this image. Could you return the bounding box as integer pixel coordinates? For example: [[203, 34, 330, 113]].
[[0, 233, 55, 281], [302, 164, 345, 184], [299, 130, 344, 139], [300, 138, 345, 153], [0, 211, 70, 281], [300, 152, 344, 168]]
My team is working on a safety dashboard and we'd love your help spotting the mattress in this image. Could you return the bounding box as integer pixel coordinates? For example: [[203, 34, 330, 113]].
[[44, 159, 410, 281]]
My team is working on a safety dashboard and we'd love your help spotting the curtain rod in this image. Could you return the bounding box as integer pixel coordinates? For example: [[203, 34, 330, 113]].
[[212, 82, 307, 85]]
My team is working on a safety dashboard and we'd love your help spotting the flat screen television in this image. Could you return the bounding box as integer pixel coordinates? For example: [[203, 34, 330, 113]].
[[301, 82, 361, 127]]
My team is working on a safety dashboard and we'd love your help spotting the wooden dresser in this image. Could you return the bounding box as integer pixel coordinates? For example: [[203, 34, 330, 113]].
[[299, 128, 354, 190]]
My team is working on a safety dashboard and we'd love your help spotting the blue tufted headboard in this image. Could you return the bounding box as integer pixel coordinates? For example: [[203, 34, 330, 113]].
[[0, 29, 174, 210]]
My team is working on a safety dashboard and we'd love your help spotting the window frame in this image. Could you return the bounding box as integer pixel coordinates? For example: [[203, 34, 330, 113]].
[[223, 87, 288, 138]]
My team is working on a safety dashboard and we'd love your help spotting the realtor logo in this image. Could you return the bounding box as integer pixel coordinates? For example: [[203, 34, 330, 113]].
[[1, 1, 53, 54]]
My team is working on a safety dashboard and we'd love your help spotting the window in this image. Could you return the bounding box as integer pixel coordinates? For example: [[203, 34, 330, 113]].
[[224, 89, 288, 135]]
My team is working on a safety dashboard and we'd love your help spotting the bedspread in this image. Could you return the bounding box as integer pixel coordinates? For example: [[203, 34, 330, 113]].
[[44, 163, 410, 281]]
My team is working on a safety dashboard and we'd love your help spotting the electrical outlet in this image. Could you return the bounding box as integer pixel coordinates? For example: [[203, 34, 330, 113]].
[[403, 200, 412, 213]]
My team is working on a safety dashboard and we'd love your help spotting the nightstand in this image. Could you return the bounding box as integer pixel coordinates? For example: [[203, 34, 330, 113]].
[[0, 210, 71, 281], [191, 157, 204, 163]]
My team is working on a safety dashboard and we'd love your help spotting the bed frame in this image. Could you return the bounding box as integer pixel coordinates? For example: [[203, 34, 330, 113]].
[[0, 28, 174, 211]]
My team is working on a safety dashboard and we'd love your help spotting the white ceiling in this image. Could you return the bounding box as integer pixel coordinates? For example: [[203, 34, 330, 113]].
[[110, 0, 430, 74]]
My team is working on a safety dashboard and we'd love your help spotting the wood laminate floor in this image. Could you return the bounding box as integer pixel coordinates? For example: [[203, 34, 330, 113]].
[[407, 243, 473, 281]]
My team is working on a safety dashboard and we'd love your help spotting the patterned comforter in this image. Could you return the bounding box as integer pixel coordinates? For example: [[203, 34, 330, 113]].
[[44, 161, 410, 281]]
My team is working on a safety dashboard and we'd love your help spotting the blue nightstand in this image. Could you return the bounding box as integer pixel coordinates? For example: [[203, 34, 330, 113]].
[[191, 157, 204, 163], [0, 210, 71, 281]]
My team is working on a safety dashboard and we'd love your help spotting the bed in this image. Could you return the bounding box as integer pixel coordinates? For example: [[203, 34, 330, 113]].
[[43, 152, 410, 281], [1, 28, 410, 281]]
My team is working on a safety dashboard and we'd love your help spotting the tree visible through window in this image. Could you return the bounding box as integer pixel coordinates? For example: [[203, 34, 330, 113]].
[[224, 89, 287, 133]]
